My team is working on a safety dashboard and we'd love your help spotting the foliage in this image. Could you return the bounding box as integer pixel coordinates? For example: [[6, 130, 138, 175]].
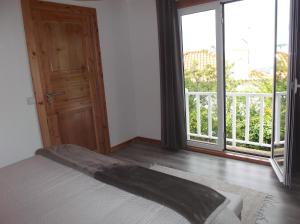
[[185, 52, 288, 151]]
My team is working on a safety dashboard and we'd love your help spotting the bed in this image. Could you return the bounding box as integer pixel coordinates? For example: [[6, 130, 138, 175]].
[[0, 145, 242, 224]]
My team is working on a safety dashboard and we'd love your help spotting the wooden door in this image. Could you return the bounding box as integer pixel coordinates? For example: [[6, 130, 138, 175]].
[[21, 0, 110, 153]]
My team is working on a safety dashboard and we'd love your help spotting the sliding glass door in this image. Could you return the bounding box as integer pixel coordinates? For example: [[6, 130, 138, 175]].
[[179, 0, 293, 183], [179, 3, 225, 150]]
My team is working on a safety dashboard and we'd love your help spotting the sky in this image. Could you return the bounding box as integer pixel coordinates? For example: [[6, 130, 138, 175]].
[[181, 0, 290, 78]]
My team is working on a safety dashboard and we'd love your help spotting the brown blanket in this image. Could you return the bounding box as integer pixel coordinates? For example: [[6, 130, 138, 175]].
[[36, 144, 227, 224]]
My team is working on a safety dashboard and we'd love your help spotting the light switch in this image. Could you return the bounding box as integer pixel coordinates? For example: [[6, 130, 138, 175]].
[[26, 97, 36, 105]]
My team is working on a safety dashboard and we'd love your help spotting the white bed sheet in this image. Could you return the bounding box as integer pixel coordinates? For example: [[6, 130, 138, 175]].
[[0, 156, 241, 224]]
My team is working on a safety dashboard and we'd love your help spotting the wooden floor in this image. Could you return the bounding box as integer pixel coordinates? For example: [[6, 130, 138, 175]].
[[112, 142, 300, 224]]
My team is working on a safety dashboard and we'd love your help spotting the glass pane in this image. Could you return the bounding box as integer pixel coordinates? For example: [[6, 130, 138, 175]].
[[182, 10, 219, 145], [274, 0, 290, 171], [224, 0, 276, 156]]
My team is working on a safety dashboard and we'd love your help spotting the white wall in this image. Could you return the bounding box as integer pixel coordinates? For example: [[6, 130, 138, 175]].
[[0, 0, 42, 168], [0, 0, 138, 168], [126, 0, 161, 140]]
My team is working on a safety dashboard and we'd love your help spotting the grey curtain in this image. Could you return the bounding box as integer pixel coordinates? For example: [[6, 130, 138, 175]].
[[156, 0, 187, 150], [285, 0, 300, 187]]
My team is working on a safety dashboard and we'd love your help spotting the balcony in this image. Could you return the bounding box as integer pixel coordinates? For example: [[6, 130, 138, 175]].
[[185, 91, 286, 157]]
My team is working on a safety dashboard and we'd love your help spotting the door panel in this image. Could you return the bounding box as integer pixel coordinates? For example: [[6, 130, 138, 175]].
[[38, 13, 97, 150], [58, 107, 97, 149], [270, 0, 291, 181], [223, 0, 276, 155], [179, 3, 224, 151], [22, 1, 110, 153], [46, 22, 85, 72]]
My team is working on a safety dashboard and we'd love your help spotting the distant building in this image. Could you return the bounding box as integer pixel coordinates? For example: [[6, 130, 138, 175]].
[[183, 49, 288, 81], [183, 50, 216, 71]]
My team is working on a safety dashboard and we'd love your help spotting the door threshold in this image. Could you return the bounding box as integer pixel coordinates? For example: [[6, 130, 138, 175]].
[[187, 145, 270, 166]]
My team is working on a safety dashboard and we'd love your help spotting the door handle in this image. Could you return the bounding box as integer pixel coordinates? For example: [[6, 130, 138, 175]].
[[294, 78, 300, 94], [46, 90, 65, 103]]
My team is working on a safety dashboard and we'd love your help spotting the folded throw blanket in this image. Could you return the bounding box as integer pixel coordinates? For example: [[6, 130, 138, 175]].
[[36, 144, 228, 224]]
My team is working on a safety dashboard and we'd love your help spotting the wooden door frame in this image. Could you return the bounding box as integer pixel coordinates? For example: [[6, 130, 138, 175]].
[[21, 0, 111, 153]]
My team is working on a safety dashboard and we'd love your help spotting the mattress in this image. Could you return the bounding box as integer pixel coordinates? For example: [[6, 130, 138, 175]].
[[0, 156, 242, 224]]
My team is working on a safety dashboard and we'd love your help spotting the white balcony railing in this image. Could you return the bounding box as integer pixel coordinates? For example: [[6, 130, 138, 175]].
[[185, 91, 286, 148]]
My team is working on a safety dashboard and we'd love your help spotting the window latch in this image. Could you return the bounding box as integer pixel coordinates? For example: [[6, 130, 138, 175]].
[[294, 78, 300, 94]]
